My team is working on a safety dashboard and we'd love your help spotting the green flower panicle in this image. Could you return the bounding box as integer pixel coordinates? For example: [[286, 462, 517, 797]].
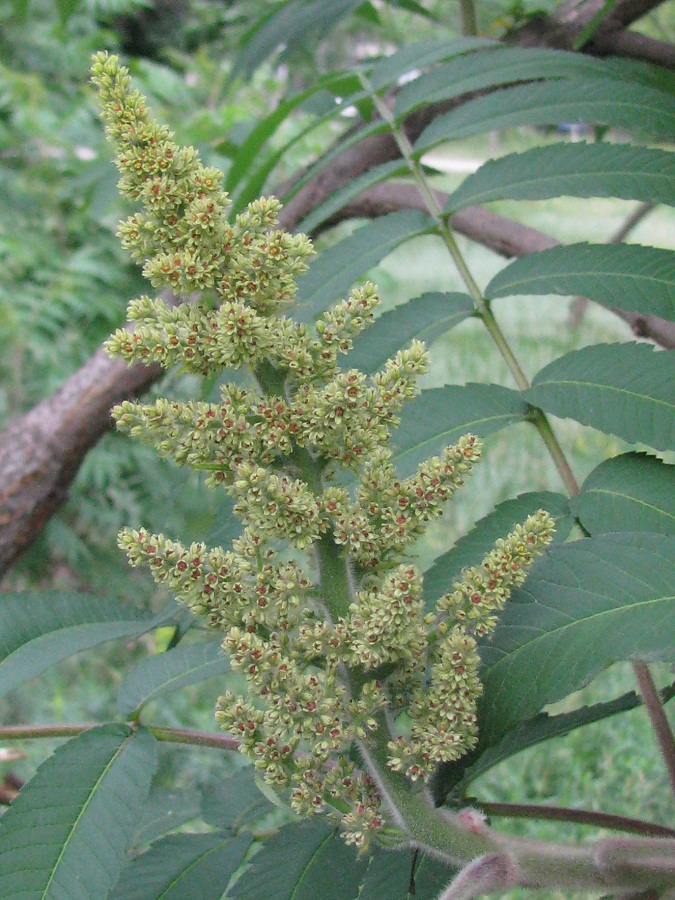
[[93, 52, 554, 849]]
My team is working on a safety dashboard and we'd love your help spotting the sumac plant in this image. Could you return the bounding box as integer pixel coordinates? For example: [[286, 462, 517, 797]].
[[0, 43, 673, 900]]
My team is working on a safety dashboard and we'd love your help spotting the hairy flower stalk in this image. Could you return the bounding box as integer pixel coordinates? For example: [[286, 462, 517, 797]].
[[92, 53, 554, 850]]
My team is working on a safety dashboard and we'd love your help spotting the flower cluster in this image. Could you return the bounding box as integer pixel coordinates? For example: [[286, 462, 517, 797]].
[[93, 53, 554, 849]]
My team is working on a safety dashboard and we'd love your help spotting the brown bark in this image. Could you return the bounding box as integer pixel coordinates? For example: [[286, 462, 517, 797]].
[[509, 0, 675, 69], [1, 0, 673, 579], [0, 349, 165, 575]]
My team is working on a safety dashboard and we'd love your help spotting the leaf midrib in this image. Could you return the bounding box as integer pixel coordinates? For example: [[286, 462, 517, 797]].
[[531, 377, 674, 410], [581, 487, 675, 521], [42, 730, 132, 897]]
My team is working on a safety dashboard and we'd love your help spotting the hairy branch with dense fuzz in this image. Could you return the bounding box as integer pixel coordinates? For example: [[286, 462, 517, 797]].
[[92, 52, 554, 849]]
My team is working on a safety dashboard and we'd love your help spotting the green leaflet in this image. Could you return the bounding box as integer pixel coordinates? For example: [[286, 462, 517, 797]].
[[232, 0, 366, 81], [128, 786, 202, 852], [524, 342, 675, 452], [571, 452, 675, 536], [444, 144, 675, 211], [0, 591, 176, 697], [110, 832, 252, 900], [225, 71, 363, 196], [485, 243, 675, 321], [346, 291, 475, 374], [201, 766, 275, 832], [117, 639, 230, 716], [294, 210, 435, 322], [229, 818, 368, 900], [478, 532, 675, 744], [423, 491, 573, 608], [434, 683, 675, 803], [368, 35, 495, 91], [0, 725, 157, 900], [395, 46, 613, 119], [391, 383, 530, 478], [414, 78, 675, 152], [297, 160, 410, 235]]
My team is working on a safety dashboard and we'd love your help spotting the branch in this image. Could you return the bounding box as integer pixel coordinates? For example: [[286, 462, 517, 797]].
[[633, 662, 675, 797], [478, 801, 675, 839], [0, 349, 164, 578], [0, 721, 240, 752], [509, 0, 675, 69]]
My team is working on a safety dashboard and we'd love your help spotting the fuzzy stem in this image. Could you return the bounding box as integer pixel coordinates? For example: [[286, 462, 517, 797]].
[[633, 662, 675, 798], [361, 715, 502, 862], [0, 722, 240, 751], [479, 801, 675, 839], [459, 0, 480, 35], [360, 716, 675, 891]]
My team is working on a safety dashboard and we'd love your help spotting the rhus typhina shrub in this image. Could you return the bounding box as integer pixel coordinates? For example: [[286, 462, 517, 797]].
[[0, 46, 672, 900], [94, 51, 554, 848]]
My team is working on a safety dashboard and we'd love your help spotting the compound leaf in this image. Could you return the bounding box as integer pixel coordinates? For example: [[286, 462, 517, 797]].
[[0, 725, 157, 900]]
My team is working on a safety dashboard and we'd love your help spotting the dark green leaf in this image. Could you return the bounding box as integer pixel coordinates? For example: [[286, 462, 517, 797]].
[[368, 36, 496, 91], [346, 292, 474, 374], [295, 210, 435, 323], [205, 493, 243, 548], [0, 592, 176, 697], [201, 767, 275, 832], [395, 46, 613, 119], [444, 144, 675, 212], [571, 452, 675, 536], [281, 119, 390, 206], [117, 640, 229, 717], [110, 832, 252, 900], [230, 81, 370, 214], [225, 72, 363, 194], [436, 685, 672, 802], [233, 0, 367, 81], [230, 818, 368, 900], [392, 383, 529, 478], [0, 725, 157, 900], [423, 491, 573, 607], [360, 848, 455, 899], [479, 533, 675, 744], [129, 786, 202, 852], [298, 160, 410, 234], [485, 244, 675, 321], [524, 342, 675, 451], [414, 79, 675, 152]]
